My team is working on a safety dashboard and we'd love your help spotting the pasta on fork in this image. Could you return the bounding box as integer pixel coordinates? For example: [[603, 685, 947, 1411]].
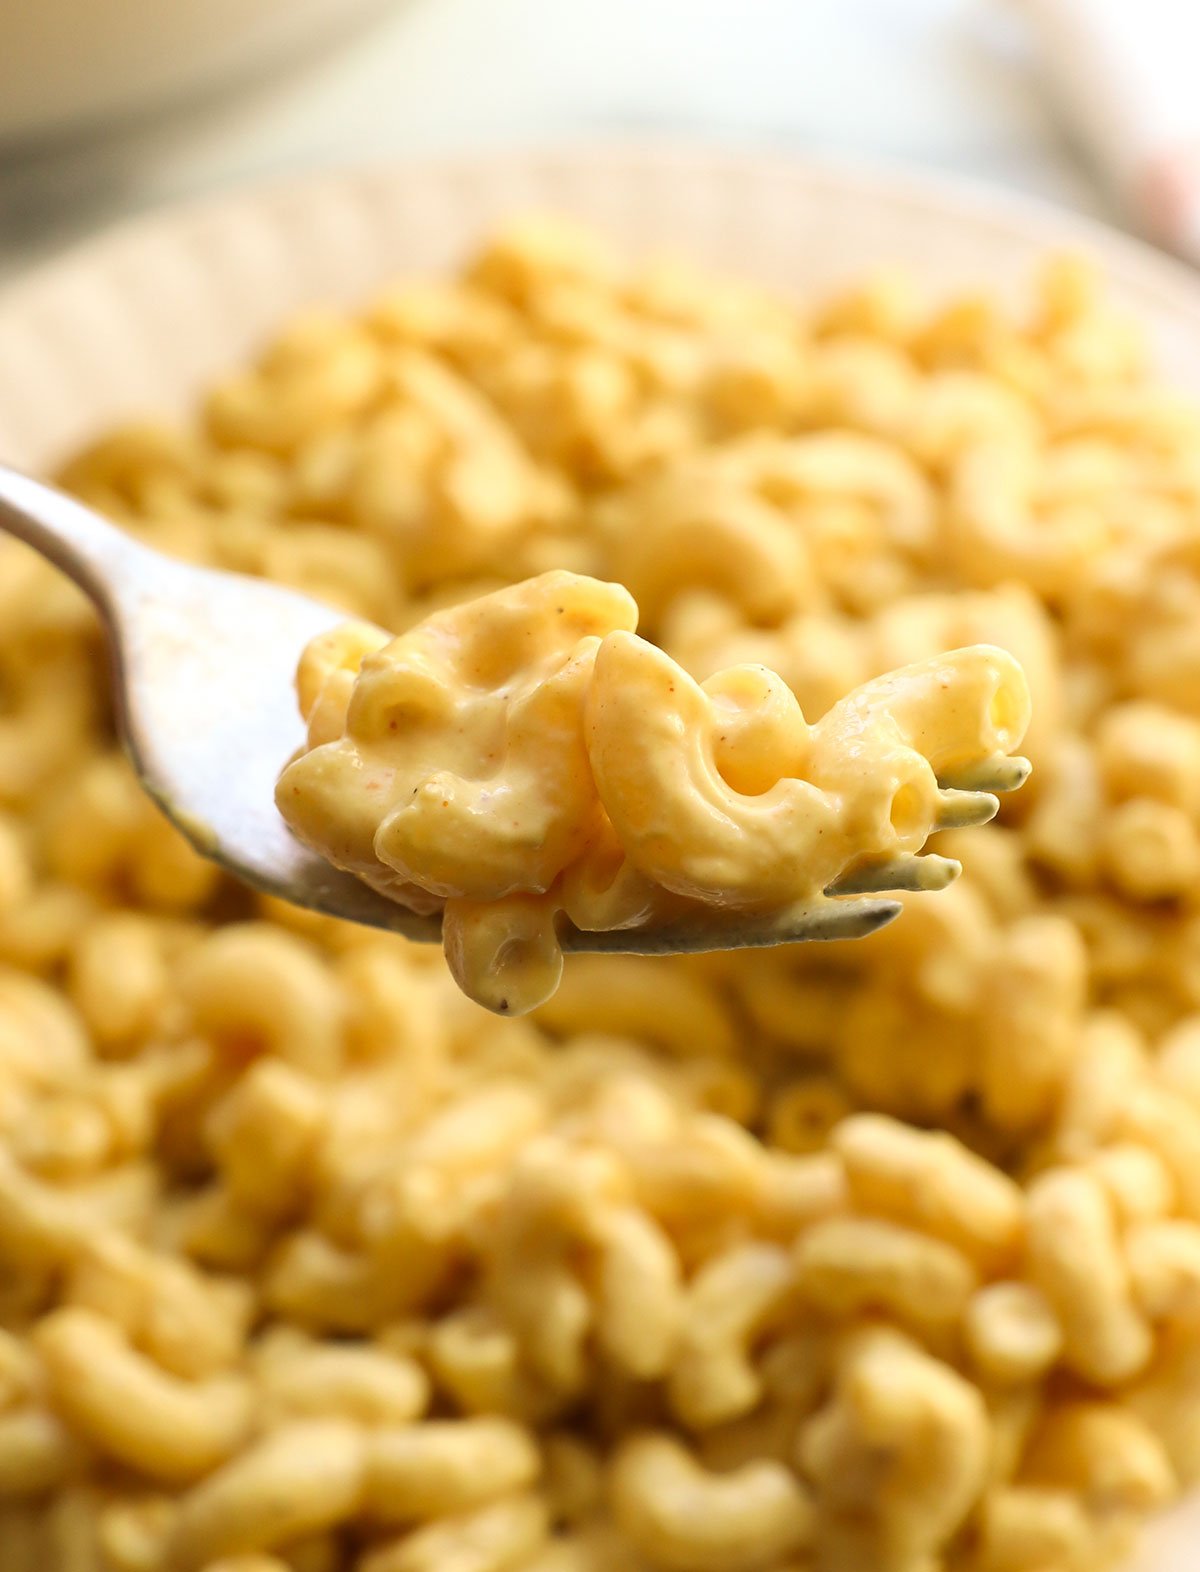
[[276, 569, 1030, 1010]]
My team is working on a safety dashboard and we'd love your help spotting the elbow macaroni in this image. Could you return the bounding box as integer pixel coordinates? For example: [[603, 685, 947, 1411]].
[[277, 570, 1030, 1012], [5, 222, 1200, 1571], [610, 1431, 814, 1572]]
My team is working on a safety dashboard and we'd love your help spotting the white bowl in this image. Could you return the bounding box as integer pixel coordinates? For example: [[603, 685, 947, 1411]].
[[5, 146, 1200, 477], [0, 0, 389, 144], [0, 145, 1196, 1569]]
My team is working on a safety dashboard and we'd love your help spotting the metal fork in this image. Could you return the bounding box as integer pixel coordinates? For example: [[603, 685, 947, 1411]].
[[0, 467, 1028, 954]]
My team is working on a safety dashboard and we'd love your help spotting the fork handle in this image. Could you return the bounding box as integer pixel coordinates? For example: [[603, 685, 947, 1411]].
[[0, 465, 147, 610]]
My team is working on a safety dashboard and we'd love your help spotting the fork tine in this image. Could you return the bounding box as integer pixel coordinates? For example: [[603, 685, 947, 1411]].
[[939, 755, 1032, 795], [935, 788, 999, 830], [561, 894, 902, 954], [826, 852, 960, 897], [792, 895, 905, 942]]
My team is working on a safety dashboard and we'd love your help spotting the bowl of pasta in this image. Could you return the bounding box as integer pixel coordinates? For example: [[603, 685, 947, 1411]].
[[1, 145, 1200, 1572]]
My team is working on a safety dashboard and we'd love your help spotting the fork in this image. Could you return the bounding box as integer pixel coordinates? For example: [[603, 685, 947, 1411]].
[[0, 467, 1028, 955]]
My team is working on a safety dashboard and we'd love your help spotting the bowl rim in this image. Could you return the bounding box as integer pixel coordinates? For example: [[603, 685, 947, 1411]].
[[3, 138, 1200, 321]]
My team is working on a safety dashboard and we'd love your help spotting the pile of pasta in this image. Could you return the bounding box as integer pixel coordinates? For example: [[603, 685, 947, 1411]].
[[3, 220, 1200, 1572]]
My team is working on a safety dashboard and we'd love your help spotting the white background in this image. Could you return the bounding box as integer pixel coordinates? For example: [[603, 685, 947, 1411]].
[[0, 0, 1118, 283]]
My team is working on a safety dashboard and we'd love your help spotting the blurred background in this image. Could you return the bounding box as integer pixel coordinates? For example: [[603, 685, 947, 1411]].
[[0, 0, 1123, 285]]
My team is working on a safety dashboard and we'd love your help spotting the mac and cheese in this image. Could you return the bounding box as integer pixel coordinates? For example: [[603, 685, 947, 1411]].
[[2, 221, 1200, 1572], [276, 570, 1029, 1011]]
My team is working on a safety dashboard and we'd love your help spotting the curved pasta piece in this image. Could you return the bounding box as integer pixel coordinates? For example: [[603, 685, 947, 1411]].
[[610, 1431, 813, 1572], [166, 1419, 366, 1571], [813, 643, 1032, 788], [35, 1307, 253, 1483], [441, 893, 565, 1015], [607, 471, 815, 629], [587, 635, 1027, 907], [948, 438, 1109, 595], [278, 570, 637, 905], [585, 633, 841, 904]]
